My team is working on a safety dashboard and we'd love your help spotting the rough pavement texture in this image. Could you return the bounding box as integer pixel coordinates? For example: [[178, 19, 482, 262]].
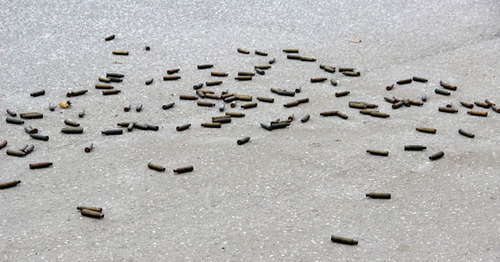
[[1, 0, 499, 261]]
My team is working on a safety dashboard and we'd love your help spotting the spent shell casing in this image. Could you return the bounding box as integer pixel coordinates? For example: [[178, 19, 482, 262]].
[[287, 54, 301, 60], [386, 84, 394, 91], [201, 123, 221, 128], [439, 81, 457, 91], [30, 90, 45, 97], [366, 193, 391, 199], [104, 34, 115, 41], [429, 151, 444, 160], [284, 101, 300, 108], [212, 118, 231, 124], [370, 111, 390, 118], [301, 114, 310, 123], [67, 89, 88, 97], [237, 136, 250, 145], [211, 71, 228, 77], [173, 165, 194, 174], [235, 76, 252, 81], [78, 110, 85, 118], [219, 104, 225, 111], [20, 112, 43, 119], [254, 65, 270, 69], [24, 125, 38, 134], [384, 97, 396, 103], [106, 73, 124, 78], [467, 111, 488, 117], [295, 87, 301, 93], [241, 102, 257, 109], [438, 107, 458, 113], [311, 78, 327, 83], [460, 102, 474, 109], [29, 162, 53, 169], [200, 90, 215, 94], [101, 129, 123, 135], [112, 51, 129, 55], [102, 90, 121, 95], [255, 68, 265, 75], [205, 94, 221, 100], [6, 109, 17, 117], [176, 124, 191, 131], [360, 109, 379, 115], [342, 71, 360, 77], [127, 122, 134, 132], [366, 150, 389, 156], [6, 149, 26, 157], [412, 76, 428, 82], [206, 80, 223, 86], [331, 235, 358, 245], [162, 102, 175, 110], [335, 91, 350, 97], [197, 101, 215, 107], [416, 127, 436, 134], [271, 122, 290, 129], [23, 144, 34, 154], [64, 119, 80, 127], [297, 98, 309, 104], [145, 78, 154, 85], [134, 123, 148, 130], [323, 66, 335, 73], [338, 68, 355, 72], [124, 104, 132, 112], [19, 145, 28, 152], [225, 112, 245, 117], [404, 145, 427, 151], [256, 97, 274, 103], [0, 140, 7, 149], [484, 99, 495, 106], [95, 84, 114, 89], [148, 162, 165, 172], [283, 49, 299, 53], [237, 48, 249, 54], [336, 111, 348, 119], [136, 103, 143, 112], [238, 72, 255, 76], [421, 94, 427, 102], [273, 88, 295, 97], [224, 96, 237, 103], [30, 133, 49, 141], [77, 206, 102, 212], [320, 110, 338, 117], [0, 180, 21, 189], [84, 142, 94, 153], [179, 95, 198, 100], [255, 50, 268, 56], [163, 75, 181, 81], [408, 99, 423, 106], [80, 209, 104, 219], [474, 101, 490, 108], [299, 56, 316, 62], [145, 46, 150, 51], [193, 83, 204, 89], [108, 77, 123, 83], [491, 105, 500, 113], [117, 122, 132, 127], [197, 64, 213, 69], [98, 77, 111, 83], [61, 127, 83, 134], [397, 78, 412, 85], [260, 123, 272, 131], [167, 68, 180, 75], [330, 79, 338, 86], [458, 129, 474, 138], [269, 57, 276, 64], [392, 101, 404, 109]]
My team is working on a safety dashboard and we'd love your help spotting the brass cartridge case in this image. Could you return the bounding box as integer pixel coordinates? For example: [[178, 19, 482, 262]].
[[101, 129, 123, 135], [237, 136, 250, 145], [429, 151, 444, 160], [335, 91, 350, 97], [458, 129, 474, 138], [163, 75, 181, 81], [467, 111, 487, 117], [301, 114, 310, 123], [404, 145, 427, 151], [61, 127, 84, 134], [331, 235, 358, 245], [206, 80, 223, 86], [84, 142, 94, 153], [241, 102, 257, 109], [257, 97, 274, 103], [366, 150, 389, 156], [416, 127, 436, 134], [310, 78, 327, 83], [173, 165, 194, 174], [80, 209, 104, 219], [64, 119, 80, 127], [148, 162, 165, 172], [162, 102, 175, 110], [112, 51, 128, 55], [255, 50, 268, 56], [167, 68, 180, 75], [197, 101, 215, 107], [366, 193, 391, 199], [211, 72, 228, 77], [104, 35, 115, 41], [30, 90, 45, 97], [342, 71, 360, 77], [439, 81, 457, 91], [0, 180, 21, 189], [412, 76, 428, 82], [95, 84, 114, 89], [102, 90, 121, 95], [176, 124, 191, 131], [77, 206, 102, 212], [201, 123, 221, 128], [30, 134, 49, 141], [179, 95, 198, 100], [29, 162, 53, 169], [237, 48, 249, 54], [397, 78, 412, 85], [197, 64, 213, 69]]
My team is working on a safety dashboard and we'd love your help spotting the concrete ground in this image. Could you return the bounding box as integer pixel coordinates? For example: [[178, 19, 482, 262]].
[[1, 0, 499, 261]]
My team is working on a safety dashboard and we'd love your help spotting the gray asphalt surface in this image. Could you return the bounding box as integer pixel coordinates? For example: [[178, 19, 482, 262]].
[[1, 0, 499, 261]]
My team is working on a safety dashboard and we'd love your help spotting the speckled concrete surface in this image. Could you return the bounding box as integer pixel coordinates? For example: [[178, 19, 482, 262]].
[[1, 0, 499, 261]]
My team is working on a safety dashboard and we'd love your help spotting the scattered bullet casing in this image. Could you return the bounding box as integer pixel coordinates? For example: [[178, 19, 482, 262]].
[[386, 84, 394, 91], [180, 95, 198, 100], [283, 49, 299, 53], [30, 134, 49, 141], [404, 145, 427, 151], [134, 123, 148, 130], [20, 112, 43, 119], [384, 97, 396, 103], [467, 111, 487, 117], [323, 66, 335, 73], [145, 78, 154, 85], [102, 90, 121, 95], [408, 99, 423, 106], [241, 102, 257, 109], [366, 193, 391, 199], [136, 103, 143, 112], [219, 104, 225, 111], [297, 98, 309, 104], [49, 103, 57, 111], [320, 110, 338, 117], [146, 124, 159, 131], [366, 150, 389, 156], [23, 144, 34, 154], [440, 81, 457, 91], [416, 127, 436, 134], [284, 101, 299, 108], [255, 50, 268, 56], [224, 96, 237, 103], [196, 90, 205, 98], [338, 68, 355, 72], [257, 97, 274, 103], [491, 105, 500, 113], [67, 89, 88, 97], [429, 151, 444, 161], [193, 83, 204, 90], [124, 104, 132, 112], [197, 101, 215, 107], [127, 123, 134, 131], [30, 90, 45, 97], [260, 123, 272, 131], [301, 114, 310, 123], [104, 34, 115, 41], [109, 77, 122, 83], [237, 136, 250, 145], [412, 76, 428, 83], [205, 94, 221, 100], [255, 68, 265, 75], [392, 101, 404, 109], [77, 206, 102, 212], [98, 77, 111, 83], [484, 99, 495, 106], [331, 235, 358, 245], [237, 48, 249, 54], [474, 102, 490, 108], [235, 76, 252, 81], [201, 123, 221, 128], [287, 54, 301, 60], [162, 102, 175, 110], [271, 88, 295, 97], [176, 124, 191, 131], [148, 162, 165, 172], [78, 110, 85, 118], [397, 78, 412, 85], [64, 119, 80, 127], [101, 129, 123, 135], [24, 125, 38, 134], [167, 68, 180, 75], [0, 140, 7, 149], [238, 72, 255, 76], [335, 91, 350, 97], [370, 111, 390, 118], [6, 109, 17, 117], [197, 64, 213, 69], [6, 149, 26, 157], [85, 142, 94, 153], [163, 75, 181, 81], [112, 51, 129, 55], [342, 71, 360, 77], [269, 58, 276, 64], [311, 78, 327, 83], [299, 56, 316, 62], [226, 112, 245, 117], [80, 209, 104, 219], [173, 165, 194, 174], [206, 80, 223, 86], [0, 180, 21, 190], [460, 102, 474, 109], [234, 94, 252, 101], [458, 129, 474, 138], [95, 84, 114, 89], [421, 94, 427, 102], [438, 107, 458, 113], [29, 162, 53, 169], [106, 73, 124, 78], [211, 71, 228, 77], [336, 111, 348, 119], [271, 122, 290, 129], [61, 127, 83, 134]]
